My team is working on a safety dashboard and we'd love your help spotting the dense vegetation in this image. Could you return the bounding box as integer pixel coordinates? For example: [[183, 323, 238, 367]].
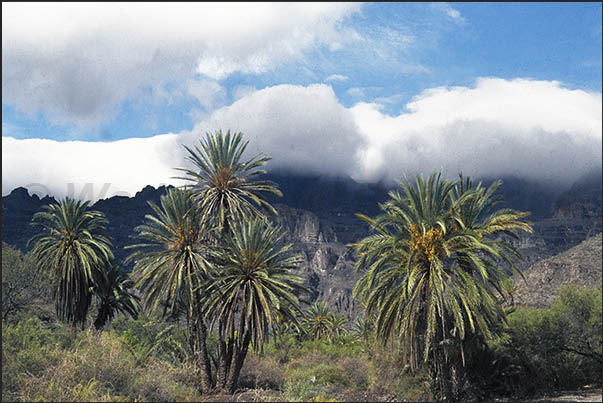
[[2, 130, 601, 401]]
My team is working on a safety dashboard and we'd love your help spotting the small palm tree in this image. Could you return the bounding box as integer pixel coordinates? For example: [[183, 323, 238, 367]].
[[175, 129, 282, 234], [93, 261, 140, 331], [352, 172, 532, 400], [126, 188, 215, 392], [29, 198, 113, 329], [201, 217, 304, 392], [329, 312, 349, 340], [300, 302, 346, 342]]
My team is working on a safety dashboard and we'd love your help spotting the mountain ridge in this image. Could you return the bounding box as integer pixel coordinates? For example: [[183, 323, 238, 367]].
[[3, 171, 601, 312]]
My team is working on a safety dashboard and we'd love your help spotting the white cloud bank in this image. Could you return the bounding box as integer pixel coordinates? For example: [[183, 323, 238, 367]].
[[2, 134, 185, 201], [2, 3, 360, 127], [3, 78, 601, 201]]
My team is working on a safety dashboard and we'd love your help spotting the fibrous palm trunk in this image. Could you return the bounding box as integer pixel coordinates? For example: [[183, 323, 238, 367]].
[[190, 295, 214, 393], [225, 330, 252, 393]]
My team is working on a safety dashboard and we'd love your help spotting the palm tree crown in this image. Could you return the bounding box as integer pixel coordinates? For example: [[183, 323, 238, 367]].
[[126, 188, 213, 317], [175, 130, 282, 233], [29, 198, 113, 328], [202, 217, 304, 348], [300, 302, 347, 342]]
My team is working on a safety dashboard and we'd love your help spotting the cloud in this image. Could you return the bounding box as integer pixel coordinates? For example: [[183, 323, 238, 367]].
[[186, 79, 226, 111], [325, 74, 349, 82], [2, 3, 360, 129], [352, 78, 601, 185], [3, 78, 601, 202], [1, 135, 186, 201], [180, 84, 363, 177], [431, 3, 467, 25], [347, 87, 366, 97]]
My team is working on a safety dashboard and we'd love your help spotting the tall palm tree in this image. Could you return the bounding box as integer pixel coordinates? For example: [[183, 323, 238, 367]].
[[126, 188, 215, 392], [92, 261, 140, 330], [29, 198, 113, 329], [352, 172, 532, 400], [175, 129, 282, 234], [201, 218, 304, 393], [175, 129, 285, 392]]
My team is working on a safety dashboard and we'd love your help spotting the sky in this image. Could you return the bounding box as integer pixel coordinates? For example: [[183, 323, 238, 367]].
[[2, 2, 602, 201]]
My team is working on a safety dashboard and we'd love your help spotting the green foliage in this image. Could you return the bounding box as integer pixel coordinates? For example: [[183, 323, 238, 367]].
[[284, 363, 350, 401], [458, 283, 603, 399], [299, 302, 349, 342], [175, 129, 282, 233], [2, 317, 73, 401], [2, 243, 51, 321], [111, 313, 191, 366], [2, 313, 202, 402], [202, 217, 304, 348], [351, 172, 532, 399], [93, 261, 140, 330], [127, 188, 213, 317], [548, 284, 602, 365], [29, 198, 113, 328], [504, 284, 602, 392]]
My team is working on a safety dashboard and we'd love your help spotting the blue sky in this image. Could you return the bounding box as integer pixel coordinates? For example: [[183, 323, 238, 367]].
[[2, 3, 602, 200]]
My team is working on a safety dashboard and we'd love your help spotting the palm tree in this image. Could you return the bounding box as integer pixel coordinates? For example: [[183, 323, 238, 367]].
[[175, 129, 286, 392], [175, 129, 282, 234], [126, 188, 215, 392], [201, 217, 304, 393], [352, 172, 532, 400], [92, 261, 140, 330], [300, 302, 346, 342], [29, 198, 113, 330]]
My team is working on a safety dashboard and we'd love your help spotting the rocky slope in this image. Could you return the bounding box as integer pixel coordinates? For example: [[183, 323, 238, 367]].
[[514, 232, 602, 308]]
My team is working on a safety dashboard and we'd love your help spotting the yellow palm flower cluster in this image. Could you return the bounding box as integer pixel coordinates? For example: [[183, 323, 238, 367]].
[[409, 224, 444, 263]]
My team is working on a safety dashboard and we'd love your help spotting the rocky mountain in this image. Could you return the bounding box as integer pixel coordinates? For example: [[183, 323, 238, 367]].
[[515, 232, 602, 308], [2, 171, 601, 314]]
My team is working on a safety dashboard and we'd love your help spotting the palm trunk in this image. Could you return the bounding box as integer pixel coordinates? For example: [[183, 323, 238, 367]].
[[190, 290, 214, 393], [216, 335, 234, 390], [226, 330, 252, 393], [190, 316, 214, 393]]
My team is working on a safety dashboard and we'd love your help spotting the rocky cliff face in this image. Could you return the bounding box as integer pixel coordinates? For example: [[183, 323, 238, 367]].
[[515, 233, 602, 307], [2, 171, 601, 314]]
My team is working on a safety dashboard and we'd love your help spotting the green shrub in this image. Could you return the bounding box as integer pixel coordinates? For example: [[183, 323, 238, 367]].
[[297, 337, 364, 360], [284, 361, 351, 401], [468, 283, 603, 399], [2, 243, 52, 322], [366, 345, 404, 395]]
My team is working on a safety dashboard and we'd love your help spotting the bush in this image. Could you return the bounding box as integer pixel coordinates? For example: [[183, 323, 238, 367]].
[[2, 243, 52, 322], [239, 353, 285, 390], [338, 357, 369, 389], [468, 283, 603, 399]]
